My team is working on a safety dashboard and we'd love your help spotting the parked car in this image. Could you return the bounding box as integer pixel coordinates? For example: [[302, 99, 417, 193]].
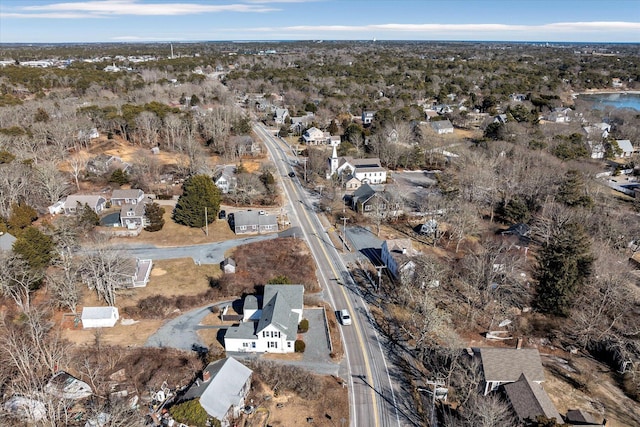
[[218, 210, 226, 219], [339, 309, 352, 326], [288, 171, 295, 177], [258, 210, 266, 215]]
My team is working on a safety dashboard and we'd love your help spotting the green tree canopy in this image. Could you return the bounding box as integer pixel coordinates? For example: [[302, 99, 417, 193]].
[[8, 202, 38, 232], [109, 168, 129, 185], [173, 174, 221, 228], [144, 202, 165, 232], [170, 399, 220, 427], [557, 170, 593, 208], [12, 226, 55, 270], [534, 221, 594, 316], [267, 275, 291, 284]]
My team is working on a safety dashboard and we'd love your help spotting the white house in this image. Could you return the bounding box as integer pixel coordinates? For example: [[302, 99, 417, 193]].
[[48, 200, 65, 215], [362, 110, 375, 125], [616, 139, 634, 158], [177, 357, 252, 427], [547, 107, 572, 123], [302, 127, 326, 145], [81, 306, 119, 328], [328, 145, 387, 184], [224, 284, 304, 353], [214, 165, 236, 194], [63, 195, 107, 215], [381, 238, 419, 282], [274, 108, 289, 125]]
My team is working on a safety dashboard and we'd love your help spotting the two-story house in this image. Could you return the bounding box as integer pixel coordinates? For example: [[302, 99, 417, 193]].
[[111, 189, 144, 206], [224, 284, 304, 353]]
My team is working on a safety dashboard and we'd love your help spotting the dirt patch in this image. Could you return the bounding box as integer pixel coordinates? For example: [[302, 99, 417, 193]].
[[241, 376, 349, 427]]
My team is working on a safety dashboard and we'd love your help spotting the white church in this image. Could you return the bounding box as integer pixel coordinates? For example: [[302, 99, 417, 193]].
[[327, 145, 387, 186]]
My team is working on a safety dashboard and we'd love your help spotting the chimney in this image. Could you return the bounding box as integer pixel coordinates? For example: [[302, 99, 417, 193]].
[[516, 337, 523, 349], [202, 370, 211, 382]]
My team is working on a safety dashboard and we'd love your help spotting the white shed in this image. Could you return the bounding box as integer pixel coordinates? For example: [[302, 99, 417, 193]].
[[81, 307, 119, 328]]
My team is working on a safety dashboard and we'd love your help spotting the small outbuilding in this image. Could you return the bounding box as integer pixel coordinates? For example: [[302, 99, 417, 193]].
[[221, 257, 236, 274], [81, 306, 119, 328]]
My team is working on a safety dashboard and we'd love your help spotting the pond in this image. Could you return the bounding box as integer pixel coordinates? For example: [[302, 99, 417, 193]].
[[100, 212, 121, 227]]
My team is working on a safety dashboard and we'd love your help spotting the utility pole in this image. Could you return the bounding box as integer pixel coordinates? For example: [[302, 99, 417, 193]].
[[374, 265, 385, 291], [302, 157, 307, 182], [419, 378, 446, 427], [205, 207, 209, 236], [340, 216, 348, 252]]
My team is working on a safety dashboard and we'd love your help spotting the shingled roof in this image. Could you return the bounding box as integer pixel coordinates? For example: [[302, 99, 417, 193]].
[[503, 374, 562, 422], [480, 348, 545, 383]]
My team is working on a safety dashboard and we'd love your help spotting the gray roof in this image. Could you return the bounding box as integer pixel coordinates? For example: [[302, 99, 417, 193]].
[[81, 306, 118, 321], [431, 120, 454, 131], [617, 139, 634, 153], [225, 322, 257, 340], [243, 294, 258, 310], [257, 284, 304, 340], [180, 357, 252, 420], [352, 183, 376, 201], [503, 374, 562, 422], [234, 210, 277, 227], [222, 257, 236, 267], [120, 202, 145, 218], [0, 232, 16, 251], [480, 348, 545, 383], [111, 189, 143, 200], [65, 194, 106, 208]]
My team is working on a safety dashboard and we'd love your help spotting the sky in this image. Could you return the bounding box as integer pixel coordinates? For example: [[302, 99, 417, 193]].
[[0, 0, 639, 44]]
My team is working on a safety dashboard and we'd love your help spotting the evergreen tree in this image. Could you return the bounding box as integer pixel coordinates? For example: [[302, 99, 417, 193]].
[[557, 170, 593, 208], [77, 203, 100, 230], [170, 399, 220, 427], [534, 221, 594, 316], [173, 174, 221, 228], [328, 119, 339, 135], [144, 202, 165, 232], [8, 202, 38, 232], [109, 168, 129, 185], [12, 226, 55, 270]]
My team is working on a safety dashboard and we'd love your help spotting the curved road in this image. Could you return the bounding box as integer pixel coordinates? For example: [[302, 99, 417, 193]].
[[254, 124, 403, 427]]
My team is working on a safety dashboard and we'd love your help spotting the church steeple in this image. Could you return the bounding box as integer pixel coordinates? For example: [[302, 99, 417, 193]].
[[330, 143, 339, 175]]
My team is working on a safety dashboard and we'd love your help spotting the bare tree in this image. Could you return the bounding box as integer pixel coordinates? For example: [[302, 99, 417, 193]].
[[0, 253, 44, 312], [35, 161, 71, 206], [80, 247, 131, 306], [68, 153, 88, 191]]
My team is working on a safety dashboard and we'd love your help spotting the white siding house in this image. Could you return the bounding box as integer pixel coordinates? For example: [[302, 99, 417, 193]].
[[81, 307, 119, 328]]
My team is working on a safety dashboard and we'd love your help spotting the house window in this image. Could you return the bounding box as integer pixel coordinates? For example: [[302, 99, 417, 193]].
[[287, 342, 292, 348], [364, 205, 372, 211], [252, 342, 256, 348], [263, 331, 266, 338], [239, 226, 247, 231]]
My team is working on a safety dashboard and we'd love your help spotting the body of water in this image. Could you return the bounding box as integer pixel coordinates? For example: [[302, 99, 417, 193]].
[[578, 92, 640, 111]]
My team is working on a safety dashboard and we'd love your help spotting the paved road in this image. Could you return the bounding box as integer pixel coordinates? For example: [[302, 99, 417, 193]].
[[87, 231, 299, 264], [255, 124, 403, 427]]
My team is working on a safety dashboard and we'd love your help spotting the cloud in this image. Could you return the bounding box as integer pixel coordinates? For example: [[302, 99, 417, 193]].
[[245, 21, 640, 41], [4, 0, 278, 18]]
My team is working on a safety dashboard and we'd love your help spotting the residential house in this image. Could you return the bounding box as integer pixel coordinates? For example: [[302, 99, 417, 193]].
[[547, 107, 573, 123], [232, 210, 278, 235], [86, 154, 130, 176], [214, 165, 237, 194], [328, 145, 387, 184], [430, 119, 454, 135], [302, 127, 327, 145], [0, 232, 16, 252], [479, 347, 546, 395], [503, 374, 563, 423], [63, 195, 107, 215], [381, 238, 419, 281], [289, 113, 315, 134], [493, 114, 508, 124], [81, 306, 119, 328], [177, 357, 252, 427], [224, 284, 304, 353], [344, 176, 362, 192], [616, 139, 634, 158], [118, 258, 153, 288], [510, 93, 527, 102], [221, 257, 236, 274], [235, 136, 261, 157], [111, 189, 144, 206], [274, 108, 289, 125], [424, 109, 439, 121], [351, 183, 395, 215], [329, 134, 341, 146], [120, 203, 145, 229], [362, 110, 375, 125], [48, 200, 65, 215], [583, 122, 611, 139]]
